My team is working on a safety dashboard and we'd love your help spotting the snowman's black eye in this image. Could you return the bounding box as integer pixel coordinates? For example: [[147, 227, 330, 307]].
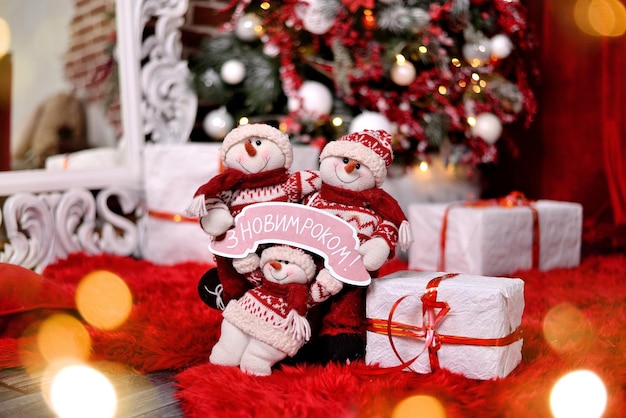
[[255, 140, 262, 146], [280, 260, 289, 264], [343, 157, 349, 164], [355, 163, 361, 169]]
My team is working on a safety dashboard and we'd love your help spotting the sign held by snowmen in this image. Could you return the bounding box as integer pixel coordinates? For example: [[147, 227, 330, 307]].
[[209, 202, 371, 286]]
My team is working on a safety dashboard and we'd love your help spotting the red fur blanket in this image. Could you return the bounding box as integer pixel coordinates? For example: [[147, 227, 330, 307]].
[[1, 253, 624, 417]]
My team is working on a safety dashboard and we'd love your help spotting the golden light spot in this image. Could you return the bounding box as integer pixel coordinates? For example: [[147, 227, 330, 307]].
[[50, 364, 117, 418], [575, 0, 626, 36], [238, 117, 250, 125], [467, 116, 477, 126], [472, 85, 482, 94], [395, 54, 407, 64], [550, 370, 607, 418], [419, 161, 429, 172], [331, 116, 343, 127], [451, 58, 461, 67], [37, 314, 91, 363], [392, 395, 446, 418], [0, 18, 10, 57], [438, 86, 447, 95], [260, 2, 271, 11], [542, 302, 594, 353], [418, 45, 428, 54], [76, 271, 133, 331]]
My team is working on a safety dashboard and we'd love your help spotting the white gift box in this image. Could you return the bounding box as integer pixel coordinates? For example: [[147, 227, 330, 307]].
[[365, 271, 525, 380], [408, 200, 582, 276], [140, 143, 320, 264]]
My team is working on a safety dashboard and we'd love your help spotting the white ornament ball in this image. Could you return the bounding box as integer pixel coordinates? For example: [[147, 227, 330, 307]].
[[490, 34, 514, 59], [462, 41, 492, 67], [220, 59, 246, 85], [390, 61, 417, 86], [349, 111, 392, 133], [296, 0, 335, 35], [203, 107, 235, 140], [288, 81, 333, 119], [471, 112, 503, 144], [235, 13, 263, 42]]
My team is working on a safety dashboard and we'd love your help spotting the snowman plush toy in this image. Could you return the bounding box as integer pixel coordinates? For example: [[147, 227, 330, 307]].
[[186, 123, 320, 309], [301, 129, 412, 364], [210, 245, 343, 376]]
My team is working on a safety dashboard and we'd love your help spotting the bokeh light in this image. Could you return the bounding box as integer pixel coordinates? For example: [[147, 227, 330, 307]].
[[542, 302, 594, 353], [37, 314, 91, 363], [550, 370, 607, 418], [574, 0, 626, 37], [49, 364, 117, 418], [0, 18, 10, 57], [392, 395, 446, 418], [75, 270, 133, 330]]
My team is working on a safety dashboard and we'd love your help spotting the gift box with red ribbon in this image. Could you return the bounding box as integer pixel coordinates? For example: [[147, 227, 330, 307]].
[[407, 193, 583, 276], [365, 271, 525, 380], [141, 143, 222, 264]]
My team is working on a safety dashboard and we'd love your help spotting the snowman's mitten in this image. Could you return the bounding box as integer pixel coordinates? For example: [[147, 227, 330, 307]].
[[316, 268, 344, 296], [200, 208, 234, 236], [232, 253, 261, 274], [359, 236, 391, 271]]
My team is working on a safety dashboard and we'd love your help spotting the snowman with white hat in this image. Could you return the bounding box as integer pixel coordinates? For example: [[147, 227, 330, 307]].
[[186, 123, 321, 310]]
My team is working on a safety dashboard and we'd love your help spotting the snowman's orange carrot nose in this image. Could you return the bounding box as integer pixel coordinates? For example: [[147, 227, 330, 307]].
[[245, 140, 257, 156], [344, 160, 357, 173], [269, 260, 282, 270]]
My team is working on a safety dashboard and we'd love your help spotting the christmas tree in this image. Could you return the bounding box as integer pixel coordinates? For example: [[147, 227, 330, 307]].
[[189, 0, 537, 169]]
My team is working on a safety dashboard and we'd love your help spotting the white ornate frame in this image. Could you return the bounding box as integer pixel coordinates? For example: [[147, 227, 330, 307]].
[[0, 0, 197, 272]]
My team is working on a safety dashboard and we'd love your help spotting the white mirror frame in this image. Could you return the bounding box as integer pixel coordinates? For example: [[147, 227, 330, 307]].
[[0, 0, 196, 272]]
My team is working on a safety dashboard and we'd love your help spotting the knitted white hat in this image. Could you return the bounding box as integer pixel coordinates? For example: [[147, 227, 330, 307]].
[[319, 129, 393, 187], [220, 123, 293, 169], [260, 245, 316, 281]]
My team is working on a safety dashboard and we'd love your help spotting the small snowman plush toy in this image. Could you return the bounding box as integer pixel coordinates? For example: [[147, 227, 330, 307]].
[[209, 245, 342, 376], [302, 129, 412, 364], [186, 124, 320, 309]]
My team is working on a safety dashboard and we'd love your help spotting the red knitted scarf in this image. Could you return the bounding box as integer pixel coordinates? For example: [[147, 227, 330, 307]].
[[255, 278, 310, 316], [193, 167, 290, 198], [318, 184, 407, 227]]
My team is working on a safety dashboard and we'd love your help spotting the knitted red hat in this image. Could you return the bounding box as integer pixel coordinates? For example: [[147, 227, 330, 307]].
[[220, 123, 293, 169], [319, 129, 393, 187]]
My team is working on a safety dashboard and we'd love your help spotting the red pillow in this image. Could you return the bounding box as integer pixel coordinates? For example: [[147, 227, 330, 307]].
[[0, 263, 75, 337]]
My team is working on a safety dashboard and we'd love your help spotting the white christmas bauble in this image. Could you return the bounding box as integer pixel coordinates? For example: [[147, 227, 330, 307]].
[[288, 81, 333, 119], [235, 13, 263, 42], [471, 112, 502, 144], [490, 34, 514, 59], [349, 111, 392, 133], [462, 40, 492, 67], [203, 107, 235, 140], [296, 0, 335, 35], [390, 61, 417, 86], [220, 59, 246, 85]]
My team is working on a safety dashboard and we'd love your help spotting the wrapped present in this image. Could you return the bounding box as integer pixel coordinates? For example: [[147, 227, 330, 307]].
[[140, 143, 320, 264], [408, 193, 583, 276], [365, 271, 524, 380]]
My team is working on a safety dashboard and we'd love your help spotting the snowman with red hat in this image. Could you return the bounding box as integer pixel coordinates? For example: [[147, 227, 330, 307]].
[[186, 123, 321, 310], [300, 129, 412, 364]]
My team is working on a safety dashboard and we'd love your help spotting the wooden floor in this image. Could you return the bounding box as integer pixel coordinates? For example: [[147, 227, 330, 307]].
[[0, 367, 183, 417]]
